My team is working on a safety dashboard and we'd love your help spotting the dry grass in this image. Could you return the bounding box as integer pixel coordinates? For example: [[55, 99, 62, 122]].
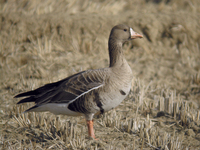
[[1, 0, 200, 149]]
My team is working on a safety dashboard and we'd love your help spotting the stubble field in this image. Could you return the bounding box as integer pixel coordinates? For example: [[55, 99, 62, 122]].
[[0, 0, 200, 149]]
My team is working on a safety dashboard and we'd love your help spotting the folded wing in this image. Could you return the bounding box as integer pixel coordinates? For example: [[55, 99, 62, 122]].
[[15, 70, 105, 106]]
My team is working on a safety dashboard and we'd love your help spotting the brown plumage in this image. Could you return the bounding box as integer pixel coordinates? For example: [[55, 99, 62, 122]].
[[15, 24, 143, 139]]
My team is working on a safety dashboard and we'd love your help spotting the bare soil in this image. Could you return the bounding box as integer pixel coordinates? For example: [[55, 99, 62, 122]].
[[0, 0, 200, 149]]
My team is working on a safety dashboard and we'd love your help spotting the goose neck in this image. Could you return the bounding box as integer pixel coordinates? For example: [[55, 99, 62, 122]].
[[108, 38, 124, 68]]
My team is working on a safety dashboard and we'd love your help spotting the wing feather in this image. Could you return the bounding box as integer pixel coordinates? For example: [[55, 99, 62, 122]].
[[15, 69, 106, 106]]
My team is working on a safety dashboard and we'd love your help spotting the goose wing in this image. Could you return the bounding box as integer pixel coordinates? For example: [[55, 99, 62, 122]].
[[15, 69, 105, 105]]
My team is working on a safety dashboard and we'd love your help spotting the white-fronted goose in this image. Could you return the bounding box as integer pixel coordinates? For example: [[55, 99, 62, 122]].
[[15, 24, 143, 139]]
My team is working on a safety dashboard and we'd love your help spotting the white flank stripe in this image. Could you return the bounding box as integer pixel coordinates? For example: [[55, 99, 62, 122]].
[[68, 84, 104, 104]]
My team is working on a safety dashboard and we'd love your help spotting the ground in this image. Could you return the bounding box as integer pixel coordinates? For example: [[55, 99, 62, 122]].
[[0, 0, 200, 149]]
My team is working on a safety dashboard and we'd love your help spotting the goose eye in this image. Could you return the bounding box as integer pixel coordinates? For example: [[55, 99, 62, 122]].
[[124, 29, 127, 32]]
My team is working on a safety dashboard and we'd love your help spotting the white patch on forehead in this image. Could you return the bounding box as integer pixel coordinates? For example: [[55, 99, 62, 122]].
[[130, 28, 135, 36]]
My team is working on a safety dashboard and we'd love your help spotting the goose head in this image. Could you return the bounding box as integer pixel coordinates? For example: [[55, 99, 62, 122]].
[[108, 24, 143, 67], [109, 24, 143, 43]]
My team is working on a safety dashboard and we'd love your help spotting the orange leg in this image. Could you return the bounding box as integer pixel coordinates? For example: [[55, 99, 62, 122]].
[[86, 120, 96, 139]]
